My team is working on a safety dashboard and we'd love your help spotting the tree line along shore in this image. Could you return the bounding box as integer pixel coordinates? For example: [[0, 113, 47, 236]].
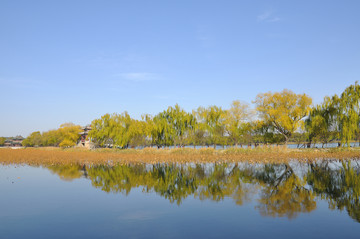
[[2, 82, 360, 150]]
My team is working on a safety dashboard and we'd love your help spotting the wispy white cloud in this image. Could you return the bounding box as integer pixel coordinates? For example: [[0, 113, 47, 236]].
[[257, 11, 281, 23], [116, 72, 159, 82]]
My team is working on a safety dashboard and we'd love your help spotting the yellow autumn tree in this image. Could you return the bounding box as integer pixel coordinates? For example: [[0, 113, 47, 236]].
[[58, 123, 82, 147], [254, 89, 312, 144]]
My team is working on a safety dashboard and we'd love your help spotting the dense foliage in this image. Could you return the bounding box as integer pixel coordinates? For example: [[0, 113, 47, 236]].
[[22, 123, 81, 147], [306, 82, 360, 147]]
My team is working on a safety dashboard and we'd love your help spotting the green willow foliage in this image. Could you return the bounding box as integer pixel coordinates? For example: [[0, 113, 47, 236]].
[[89, 102, 263, 148], [306, 82, 360, 147], [305, 96, 338, 147], [151, 104, 196, 147], [338, 82, 360, 146]]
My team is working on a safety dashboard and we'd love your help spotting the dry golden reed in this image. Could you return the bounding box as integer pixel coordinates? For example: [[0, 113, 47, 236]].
[[0, 147, 359, 166]]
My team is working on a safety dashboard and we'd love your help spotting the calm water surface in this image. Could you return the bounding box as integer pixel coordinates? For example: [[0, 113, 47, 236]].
[[1, 160, 360, 238]]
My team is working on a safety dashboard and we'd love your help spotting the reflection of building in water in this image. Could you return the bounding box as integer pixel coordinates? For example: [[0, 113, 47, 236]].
[[77, 125, 95, 149], [4, 136, 24, 147]]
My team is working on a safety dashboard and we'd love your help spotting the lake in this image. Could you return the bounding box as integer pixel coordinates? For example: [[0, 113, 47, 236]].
[[1, 160, 359, 238]]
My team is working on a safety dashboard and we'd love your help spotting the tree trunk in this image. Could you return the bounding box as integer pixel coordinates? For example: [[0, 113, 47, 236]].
[[284, 135, 289, 145]]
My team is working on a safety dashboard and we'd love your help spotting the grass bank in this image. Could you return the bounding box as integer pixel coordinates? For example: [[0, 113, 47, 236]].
[[0, 146, 359, 166]]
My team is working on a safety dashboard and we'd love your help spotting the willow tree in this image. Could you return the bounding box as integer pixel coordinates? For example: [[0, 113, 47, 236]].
[[151, 110, 176, 148], [167, 104, 195, 147], [224, 100, 253, 147], [189, 107, 209, 147], [203, 105, 227, 148], [151, 104, 195, 148], [189, 106, 225, 148], [89, 112, 134, 148], [89, 113, 114, 147], [337, 82, 360, 147], [142, 114, 156, 147], [128, 119, 149, 147], [254, 89, 312, 144], [111, 112, 134, 148], [305, 96, 338, 148]]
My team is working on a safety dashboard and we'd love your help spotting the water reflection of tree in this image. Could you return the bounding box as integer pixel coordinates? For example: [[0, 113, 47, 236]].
[[45, 160, 360, 222], [47, 164, 83, 181], [84, 162, 317, 216], [86, 164, 198, 205], [194, 163, 254, 205], [253, 164, 316, 219], [307, 160, 360, 222], [83, 163, 253, 206]]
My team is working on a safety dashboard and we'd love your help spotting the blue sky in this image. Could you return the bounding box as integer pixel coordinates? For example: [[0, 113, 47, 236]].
[[1, 0, 360, 137]]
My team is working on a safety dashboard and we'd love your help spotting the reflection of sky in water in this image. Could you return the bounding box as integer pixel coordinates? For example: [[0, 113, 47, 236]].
[[1, 162, 360, 239], [118, 210, 167, 221]]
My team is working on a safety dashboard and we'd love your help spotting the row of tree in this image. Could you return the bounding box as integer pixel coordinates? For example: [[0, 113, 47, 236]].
[[22, 82, 360, 148], [22, 123, 81, 147]]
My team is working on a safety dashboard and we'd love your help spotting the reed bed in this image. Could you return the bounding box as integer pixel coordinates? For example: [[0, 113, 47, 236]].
[[0, 147, 359, 166]]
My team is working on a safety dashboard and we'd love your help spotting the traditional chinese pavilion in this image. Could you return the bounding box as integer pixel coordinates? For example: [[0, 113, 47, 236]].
[[78, 125, 93, 148]]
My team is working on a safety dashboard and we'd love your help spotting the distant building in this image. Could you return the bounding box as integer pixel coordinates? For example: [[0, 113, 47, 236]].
[[4, 136, 24, 147], [78, 125, 94, 149]]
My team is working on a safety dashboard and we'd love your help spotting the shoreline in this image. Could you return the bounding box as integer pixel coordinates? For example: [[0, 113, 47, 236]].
[[1, 147, 360, 166]]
